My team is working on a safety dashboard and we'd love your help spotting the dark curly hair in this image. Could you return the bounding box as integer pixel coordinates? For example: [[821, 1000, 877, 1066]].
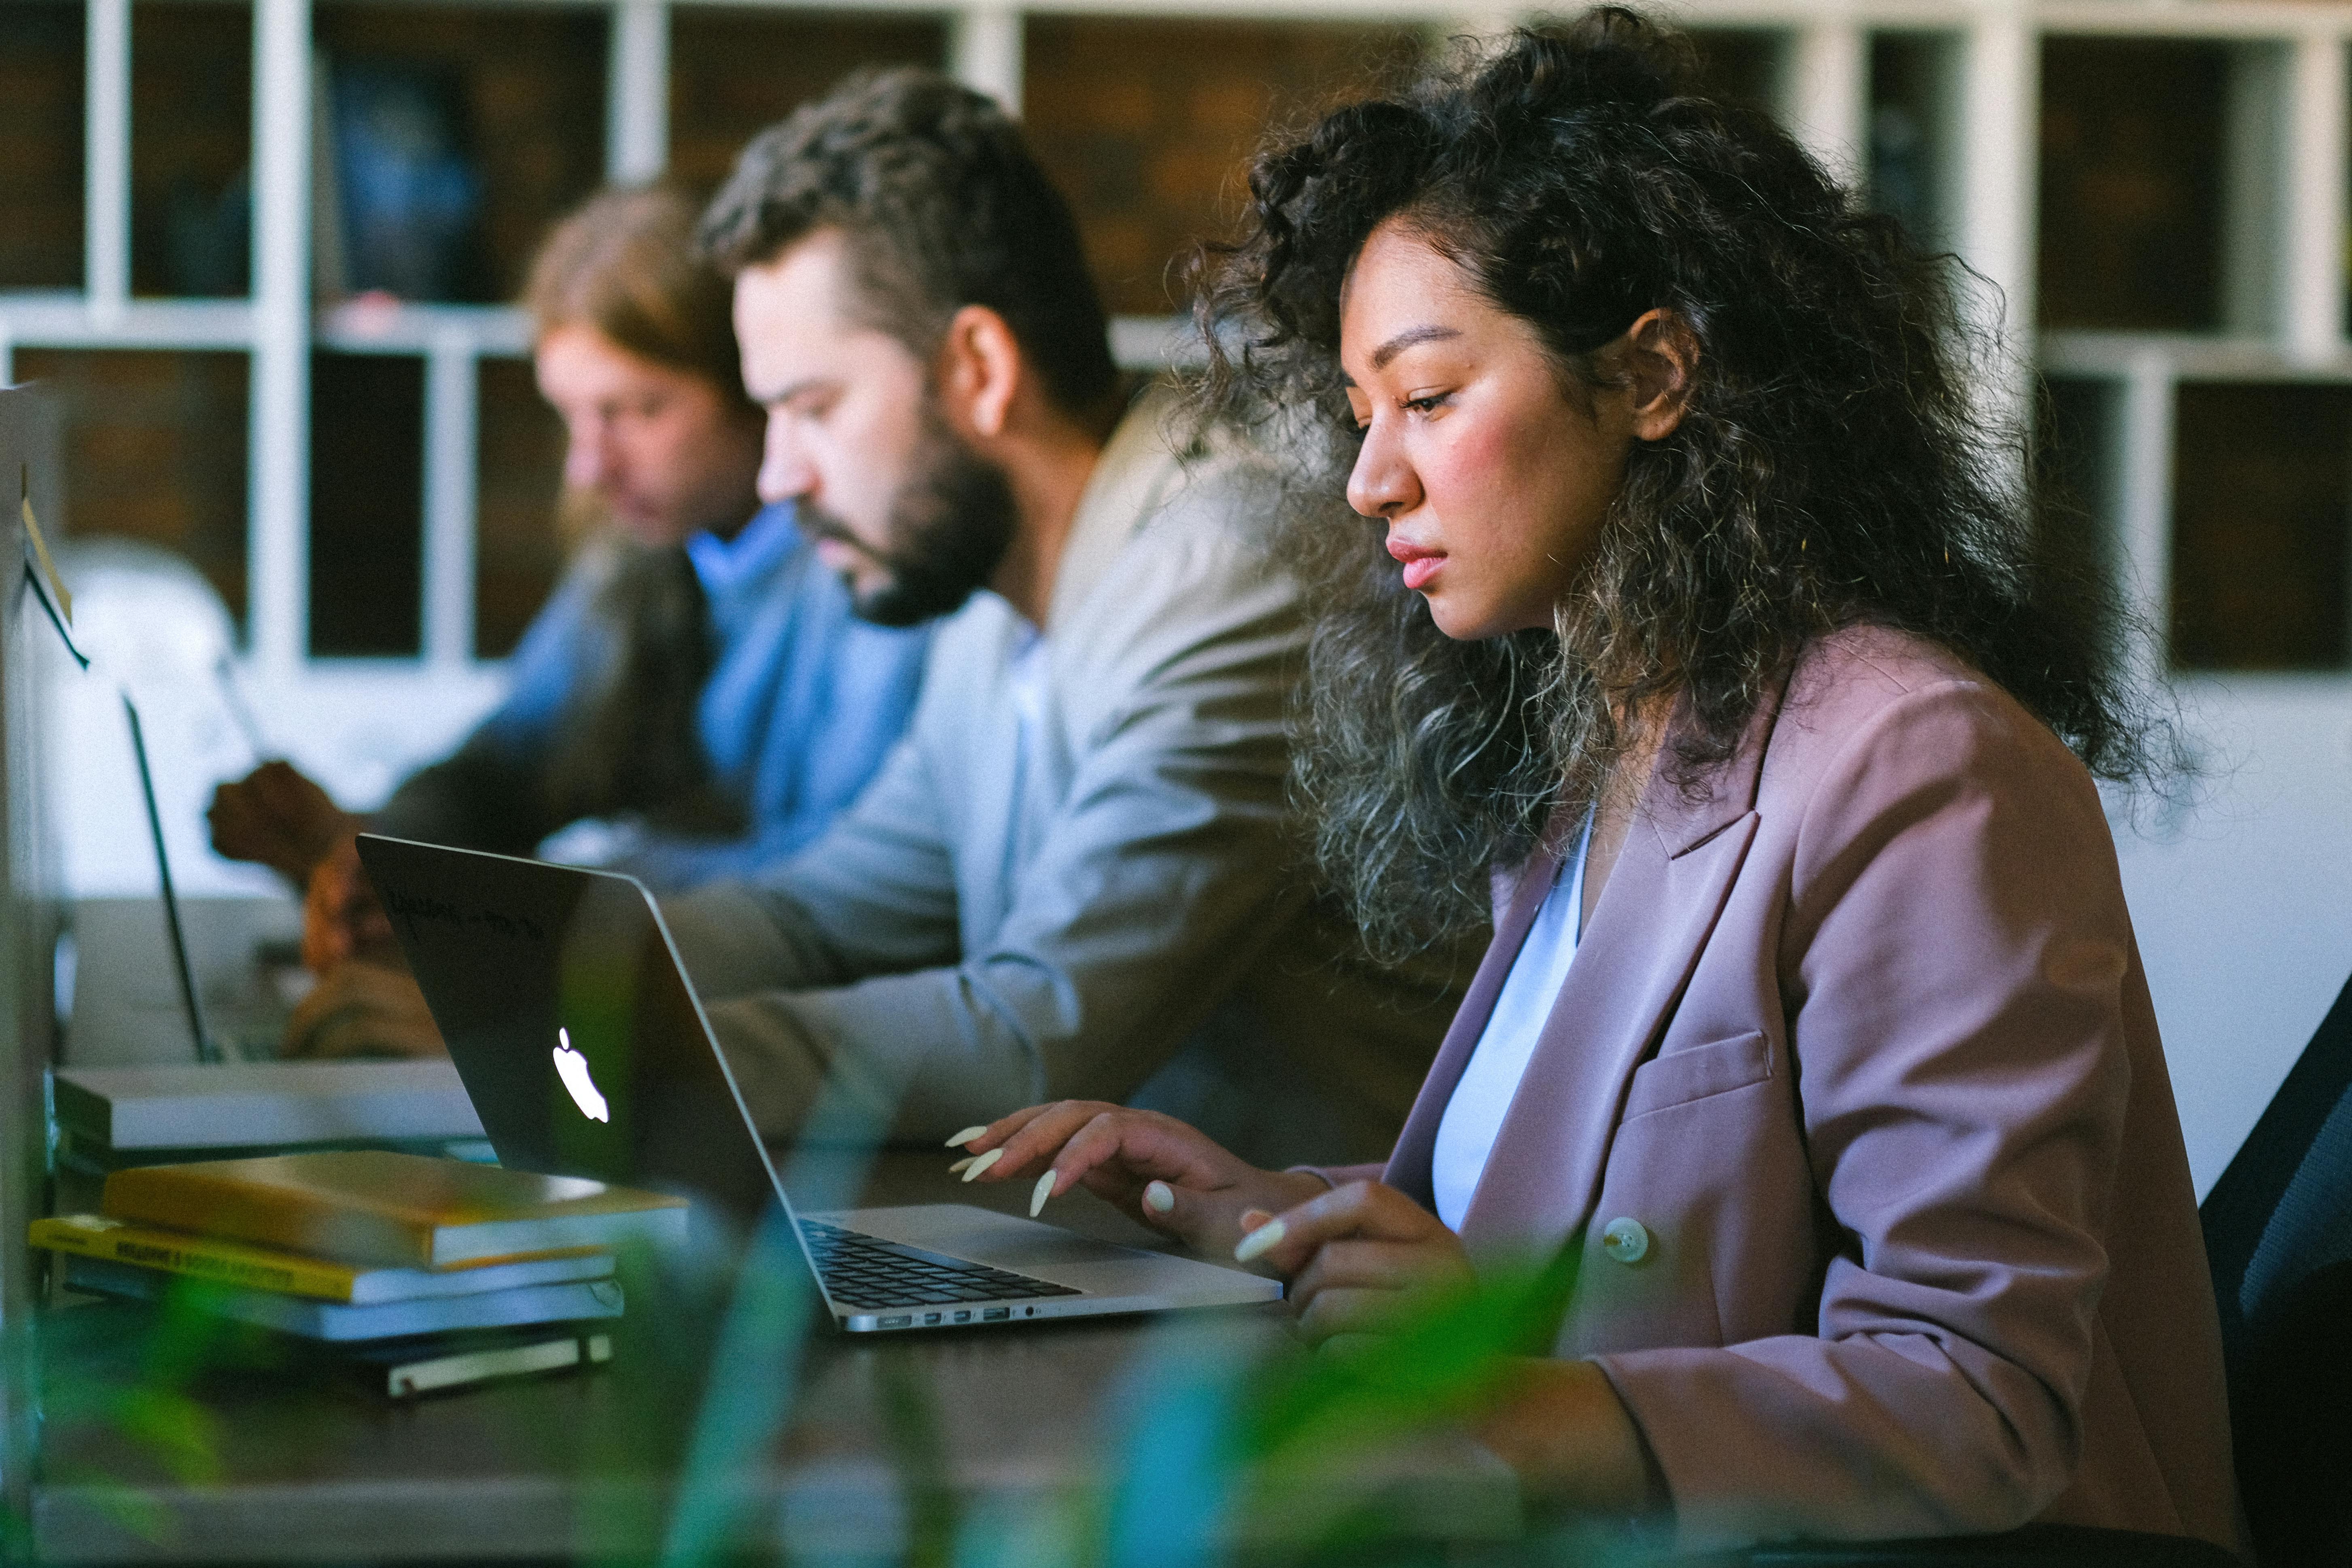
[[698, 67, 1119, 423], [1192, 9, 2171, 959]]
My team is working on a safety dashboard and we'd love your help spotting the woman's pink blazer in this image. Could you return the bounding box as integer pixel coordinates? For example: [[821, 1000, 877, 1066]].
[[1322, 626, 2241, 1554]]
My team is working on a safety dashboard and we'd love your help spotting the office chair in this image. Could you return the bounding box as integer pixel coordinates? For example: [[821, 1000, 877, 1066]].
[[1714, 975, 2352, 1568], [2197, 968, 2352, 1568]]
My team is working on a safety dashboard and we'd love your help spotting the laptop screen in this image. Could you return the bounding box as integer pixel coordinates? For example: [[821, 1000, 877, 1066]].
[[356, 833, 784, 1228]]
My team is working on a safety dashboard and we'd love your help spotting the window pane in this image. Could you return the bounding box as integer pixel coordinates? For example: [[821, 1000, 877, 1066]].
[[11, 349, 250, 634], [2039, 38, 2227, 332], [131, 0, 253, 298], [0, 0, 86, 290], [1022, 18, 1421, 316], [668, 11, 947, 197], [474, 356, 566, 660], [314, 4, 606, 303], [2170, 382, 2352, 671], [310, 352, 424, 658]]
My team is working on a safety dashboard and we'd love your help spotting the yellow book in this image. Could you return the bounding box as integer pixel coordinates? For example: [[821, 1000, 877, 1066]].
[[34, 1214, 361, 1299], [100, 1150, 688, 1269], [29, 1215, 615, 1305]]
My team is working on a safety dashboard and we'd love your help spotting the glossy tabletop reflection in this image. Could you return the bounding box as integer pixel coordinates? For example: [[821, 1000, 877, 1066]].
[[33, 1152, 1519, 1564]]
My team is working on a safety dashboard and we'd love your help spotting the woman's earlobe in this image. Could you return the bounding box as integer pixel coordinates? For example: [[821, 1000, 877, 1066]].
[[1633, 393, 1690, 443], [1625, 309, 1697, 441]]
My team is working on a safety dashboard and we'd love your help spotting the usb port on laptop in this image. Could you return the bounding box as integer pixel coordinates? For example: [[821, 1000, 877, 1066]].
[[982, 1307, 1010, 1321]]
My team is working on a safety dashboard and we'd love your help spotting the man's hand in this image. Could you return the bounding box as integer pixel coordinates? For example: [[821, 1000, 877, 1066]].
[[302, 836, 397, 972], [281, 959, 446, 1059], [949, 1101, 1328, 1259], [207, 761, 359, 885]]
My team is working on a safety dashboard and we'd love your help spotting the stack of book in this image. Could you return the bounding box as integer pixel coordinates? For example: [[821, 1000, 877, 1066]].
[[32, 1150, 688, 1397], [49, 1060, 488, 1172]]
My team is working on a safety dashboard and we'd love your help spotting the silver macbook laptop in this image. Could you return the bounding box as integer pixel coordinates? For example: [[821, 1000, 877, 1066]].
[[354, 834, 1280, 1333]]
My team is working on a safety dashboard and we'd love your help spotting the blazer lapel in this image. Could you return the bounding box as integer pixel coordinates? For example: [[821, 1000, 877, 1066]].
[[1383, 842, 1568, 1209], [1456, 699, 1784, 1256]]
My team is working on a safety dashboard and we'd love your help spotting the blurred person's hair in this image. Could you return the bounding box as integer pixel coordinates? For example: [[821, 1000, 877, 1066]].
[[518, 184, 744, 836], [1191, 7, 2175, 960], [698, 68, 1120, 424], [526, 183, 753, 417]]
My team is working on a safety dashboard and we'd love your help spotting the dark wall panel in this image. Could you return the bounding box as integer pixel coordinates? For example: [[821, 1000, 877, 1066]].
[[314, 4, 607, 303], [12, 349, 251, 633], [310, 352, 424, 658], [1869, 33, 1954, 250], [1023, 19, 1420, 316], [2040, 38, 2226, 332], [0, 0, 87, 291], [474, 356, 567, 660], [131, 0, 253, 298], [1689, 29, 1785, 114], [2172, 382, 2352, 671], [668, 11, 947, 198]]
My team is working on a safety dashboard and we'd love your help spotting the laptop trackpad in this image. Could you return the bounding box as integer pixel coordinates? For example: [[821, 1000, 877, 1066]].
[[811, 1203, 1243, 1295]]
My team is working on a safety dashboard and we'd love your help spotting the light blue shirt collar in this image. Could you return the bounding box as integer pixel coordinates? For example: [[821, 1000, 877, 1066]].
[[685, 501, 802, 601]]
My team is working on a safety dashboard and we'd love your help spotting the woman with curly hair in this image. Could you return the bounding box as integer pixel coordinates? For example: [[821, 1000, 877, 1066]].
[[950, 12, 2238, 1552]]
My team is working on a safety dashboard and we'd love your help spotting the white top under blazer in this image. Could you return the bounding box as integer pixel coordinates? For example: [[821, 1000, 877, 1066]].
[[1431, 812, 1594, 1232]]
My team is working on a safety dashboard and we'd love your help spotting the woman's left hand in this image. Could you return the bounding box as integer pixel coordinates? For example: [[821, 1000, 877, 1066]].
[[1242, 1182, 1661, 1512], [1236, 1179, 1474, 1343]]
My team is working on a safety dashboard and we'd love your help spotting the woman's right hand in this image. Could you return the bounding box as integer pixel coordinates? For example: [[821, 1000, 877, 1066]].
[[948, 1102, 1330, 1260]]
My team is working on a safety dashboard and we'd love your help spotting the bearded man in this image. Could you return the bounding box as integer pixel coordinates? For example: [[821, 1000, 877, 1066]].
[[659, 68, 1464, 1167]]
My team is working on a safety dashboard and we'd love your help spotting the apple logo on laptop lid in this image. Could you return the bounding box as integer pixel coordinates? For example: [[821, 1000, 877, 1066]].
[[553, 1028, 610, 1123]]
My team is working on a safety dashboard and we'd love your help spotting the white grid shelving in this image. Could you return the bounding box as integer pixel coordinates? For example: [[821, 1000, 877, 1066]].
[[8, 0, 2352, 850], [11, 0, 2352, 698]]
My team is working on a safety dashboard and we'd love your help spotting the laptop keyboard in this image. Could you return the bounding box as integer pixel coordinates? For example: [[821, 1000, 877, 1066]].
[[800, 1220, 1084, 1311]]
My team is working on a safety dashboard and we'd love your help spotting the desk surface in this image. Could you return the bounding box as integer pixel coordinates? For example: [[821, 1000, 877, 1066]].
[[34, 1153, 1521, 1564]]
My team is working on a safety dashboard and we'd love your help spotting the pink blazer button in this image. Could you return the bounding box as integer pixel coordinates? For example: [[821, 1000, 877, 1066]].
[[1601, 1217, 1650, 1265]]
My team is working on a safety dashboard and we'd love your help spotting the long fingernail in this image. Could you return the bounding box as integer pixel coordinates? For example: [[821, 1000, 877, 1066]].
[[1233, 1217, 1286, 1263], [946, 1125, 988, 1148], [1143, 1181, 1175, 1214], [1029, 1169, 1056, 1218], [960, 1148, 1004, 1182], [948, 1155, 978, 1174]]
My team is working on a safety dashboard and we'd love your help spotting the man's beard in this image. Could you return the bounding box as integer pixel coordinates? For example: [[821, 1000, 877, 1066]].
[[799, 409, 1018, 629]]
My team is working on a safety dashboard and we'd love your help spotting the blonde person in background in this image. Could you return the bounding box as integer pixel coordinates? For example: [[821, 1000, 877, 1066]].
[[208, 186, 931, 1058]]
